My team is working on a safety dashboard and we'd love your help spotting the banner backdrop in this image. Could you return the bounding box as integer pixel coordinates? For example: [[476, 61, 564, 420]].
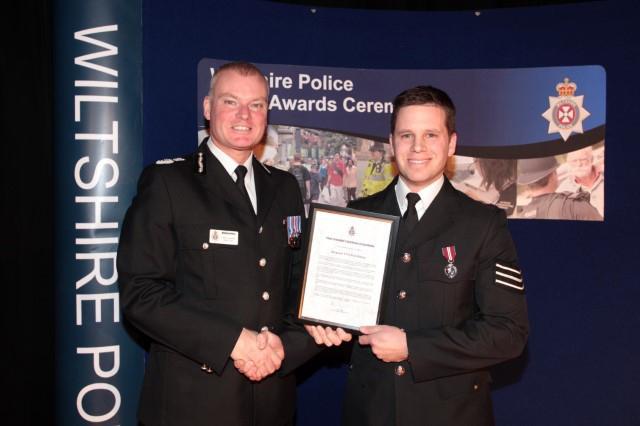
[[54, 0, 144, 424], [196, 59, 605, 220]]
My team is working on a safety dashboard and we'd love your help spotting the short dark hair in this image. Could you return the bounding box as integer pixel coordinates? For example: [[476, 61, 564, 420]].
[[390, 85, 456, 135], [209, 61, 266, 95]]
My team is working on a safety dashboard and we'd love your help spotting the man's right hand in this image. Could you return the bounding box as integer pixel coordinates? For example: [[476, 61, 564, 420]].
[[231, 328, 285, 381], [305, 324, 352, 347]]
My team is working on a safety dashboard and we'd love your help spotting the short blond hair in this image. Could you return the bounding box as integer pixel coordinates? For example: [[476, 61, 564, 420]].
[[209, 61, 267, 95]]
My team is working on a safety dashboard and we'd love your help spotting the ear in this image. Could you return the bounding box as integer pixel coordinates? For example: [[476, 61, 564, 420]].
[[203, 96, 211, 121], [447, 132, 457, 157]]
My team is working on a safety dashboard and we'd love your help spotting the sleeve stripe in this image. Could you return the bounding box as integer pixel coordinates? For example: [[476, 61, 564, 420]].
[[496, 279, 525, 290], [496, 263, 521, 275], [496, 270, 523, 283]]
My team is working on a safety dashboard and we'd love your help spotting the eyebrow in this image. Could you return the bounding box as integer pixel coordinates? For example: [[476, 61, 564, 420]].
[[217, 92, 267, 102], [395, 128, 441, 133]]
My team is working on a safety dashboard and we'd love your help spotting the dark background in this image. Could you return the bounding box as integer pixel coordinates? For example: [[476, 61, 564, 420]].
[[4, 0, 640, 424]]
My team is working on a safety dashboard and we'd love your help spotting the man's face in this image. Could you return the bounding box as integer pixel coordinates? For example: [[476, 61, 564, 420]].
[[372, 150, 383, 161], [203, 70, 268, 162], [390, 104, 456, 192], [567, 149, 593, 179]]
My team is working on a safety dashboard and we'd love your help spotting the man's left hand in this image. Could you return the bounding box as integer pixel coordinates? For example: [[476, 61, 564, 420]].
[[358, 325, 408, 362]]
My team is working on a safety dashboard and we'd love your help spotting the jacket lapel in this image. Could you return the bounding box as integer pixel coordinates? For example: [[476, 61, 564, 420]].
[[379, 176, 402, 217], [253, 157, 276, 227]]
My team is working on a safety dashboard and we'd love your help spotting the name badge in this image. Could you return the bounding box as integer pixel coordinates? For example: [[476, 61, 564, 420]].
[[209, 229, 239, 245]]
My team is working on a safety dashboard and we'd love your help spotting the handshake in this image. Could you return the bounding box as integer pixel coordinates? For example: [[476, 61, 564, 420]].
[[231, 328, 285, 381]]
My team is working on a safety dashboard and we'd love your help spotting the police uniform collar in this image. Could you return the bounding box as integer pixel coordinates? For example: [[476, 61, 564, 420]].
[[395, 175, 445, 220], [207, 139, 255, 179], [400, 178, 458, 250]]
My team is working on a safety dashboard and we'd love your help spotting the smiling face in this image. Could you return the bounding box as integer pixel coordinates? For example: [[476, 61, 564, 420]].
[[390, 104, 457, 192], [203, 69, 268, 163]]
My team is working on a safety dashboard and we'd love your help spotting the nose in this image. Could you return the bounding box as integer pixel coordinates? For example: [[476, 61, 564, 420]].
[[412, 136, 427, 153], [236, 103, 249, 119]]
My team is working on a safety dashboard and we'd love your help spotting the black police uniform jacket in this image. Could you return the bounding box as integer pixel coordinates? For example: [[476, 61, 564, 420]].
[[344, 178, 529, 426], [117, 145, 316, 426]]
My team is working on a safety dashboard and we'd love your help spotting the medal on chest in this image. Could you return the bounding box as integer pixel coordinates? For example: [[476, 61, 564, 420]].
[[441, 245, 458, 279], [286, 215, 302, 248]]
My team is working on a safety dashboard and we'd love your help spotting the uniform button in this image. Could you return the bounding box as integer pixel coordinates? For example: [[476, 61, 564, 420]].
[[397, 290, 407, 300], [206, 367, 213, 373], [259, 258, 267, 267], [202, 242, 209, 250], [201, 363, 208, 371], [395, 365, 405, 376], [258, 226, 263, 234], [473, 384, 479, 391], [260, 325, 269, 332], [401, 252, 412, 263], [262, 291, 270, 301]]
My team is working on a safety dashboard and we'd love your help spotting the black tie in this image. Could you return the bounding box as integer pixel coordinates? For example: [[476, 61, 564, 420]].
[[234, 165, 255, 214], [398, 192, 420, 245]]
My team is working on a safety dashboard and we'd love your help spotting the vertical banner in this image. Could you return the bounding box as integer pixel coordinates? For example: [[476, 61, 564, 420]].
[[54, 0, 143, 424]]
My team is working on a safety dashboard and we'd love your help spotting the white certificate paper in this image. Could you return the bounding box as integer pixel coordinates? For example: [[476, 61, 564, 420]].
[[298, 204, 399, 331]]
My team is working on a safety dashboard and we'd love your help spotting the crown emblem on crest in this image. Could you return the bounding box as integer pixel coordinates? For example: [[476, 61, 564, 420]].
[[556, 78, 577, 96]]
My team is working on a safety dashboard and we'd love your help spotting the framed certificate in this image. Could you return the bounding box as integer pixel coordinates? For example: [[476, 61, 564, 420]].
[[298, 203, 399, 331]]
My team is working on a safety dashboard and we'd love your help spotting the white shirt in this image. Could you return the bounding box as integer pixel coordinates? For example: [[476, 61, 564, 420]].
[[395, 175, 445, 221], [207, 139, 257, 214]]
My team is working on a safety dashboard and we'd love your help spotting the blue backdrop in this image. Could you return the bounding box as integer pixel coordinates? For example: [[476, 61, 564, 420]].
[[142, 1, 640, 424]]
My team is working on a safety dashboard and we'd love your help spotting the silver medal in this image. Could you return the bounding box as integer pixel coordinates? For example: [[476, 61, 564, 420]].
[[444, 262, 458, 279]]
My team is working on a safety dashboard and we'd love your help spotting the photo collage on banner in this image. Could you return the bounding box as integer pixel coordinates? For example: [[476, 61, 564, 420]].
[[196, 60, 606, 220]]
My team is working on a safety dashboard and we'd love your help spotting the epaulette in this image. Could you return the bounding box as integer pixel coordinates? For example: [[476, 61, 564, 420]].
[[565, 190, 591, 202], [156, 157, 185, 165], [258, 161, 272, 175]]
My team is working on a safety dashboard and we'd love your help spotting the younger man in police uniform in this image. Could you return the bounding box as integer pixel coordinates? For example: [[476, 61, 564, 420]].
[[306, 86, 529, 426]]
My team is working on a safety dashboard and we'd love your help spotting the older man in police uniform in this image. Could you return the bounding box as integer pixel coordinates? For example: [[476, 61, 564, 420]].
[[307, 86, 529, 426], [118, 62, 316, 426]]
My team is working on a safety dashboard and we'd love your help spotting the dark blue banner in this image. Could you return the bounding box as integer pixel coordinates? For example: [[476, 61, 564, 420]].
[[195, 60, 606, 221], [54, 0, 143, 423]]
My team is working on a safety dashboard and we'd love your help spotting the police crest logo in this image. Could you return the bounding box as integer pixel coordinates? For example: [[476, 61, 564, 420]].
[[542, 77, 591, 141]]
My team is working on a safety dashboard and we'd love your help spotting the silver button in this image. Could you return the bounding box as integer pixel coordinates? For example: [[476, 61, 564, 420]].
[[395, 365, 405, 376], [202, 242, 209, 250], [260, 325, 269, 332], [258, 226, 263, 234], [201, 363, 208, 371], [401, 252, 412, 263], [262, 291, 270, 301], [259, 258, 267, 267], [473, 384, 479, 391], [397, 290, 407, 300]]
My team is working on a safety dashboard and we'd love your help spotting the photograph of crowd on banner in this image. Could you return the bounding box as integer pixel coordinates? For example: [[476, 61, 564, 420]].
[[253, 126, 396, 214]]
